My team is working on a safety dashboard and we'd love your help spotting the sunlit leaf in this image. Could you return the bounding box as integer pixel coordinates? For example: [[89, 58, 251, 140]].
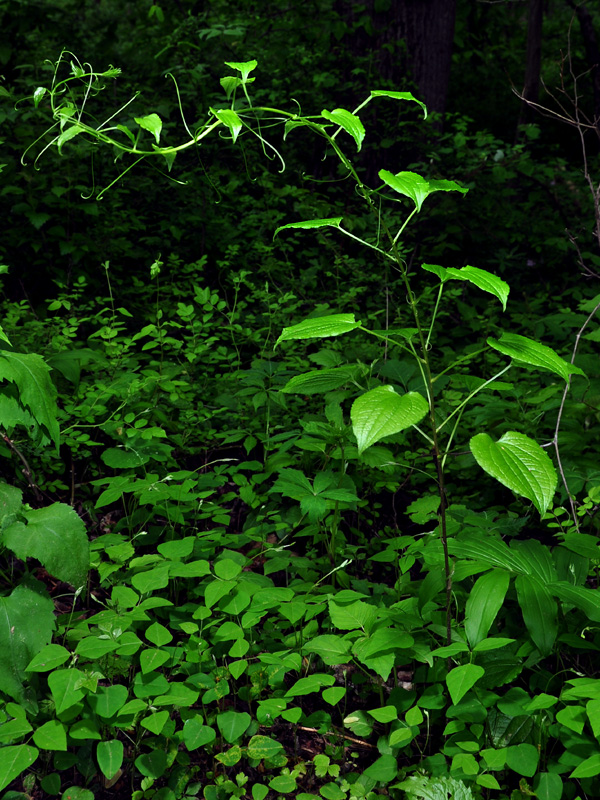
[[379, 170, 468, 212], [274, 217, 344, 239], [211, 108, 243, 143], [351, 386, 428, 454], [370, 90, 427, 118], [470, 431, 557, 515], [135, 113, 162, 144], [322, 108, 365, 151], [487, 333, 585, 381], [275, 313, 361, 346]]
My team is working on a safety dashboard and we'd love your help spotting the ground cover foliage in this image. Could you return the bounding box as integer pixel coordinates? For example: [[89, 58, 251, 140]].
[[1, 3, 600, 800]]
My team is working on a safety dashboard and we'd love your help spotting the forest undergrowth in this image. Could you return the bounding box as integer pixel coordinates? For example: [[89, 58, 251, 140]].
[[1, 50, 600, 800]]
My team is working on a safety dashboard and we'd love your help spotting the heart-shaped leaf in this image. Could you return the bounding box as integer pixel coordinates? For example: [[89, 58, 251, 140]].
[[470, 431, 557, 515], [351, 386, 428, 454], [379, 170, 468, 212]]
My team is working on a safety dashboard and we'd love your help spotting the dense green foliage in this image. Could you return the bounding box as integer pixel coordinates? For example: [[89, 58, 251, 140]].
[[1, 3, 600, 800]]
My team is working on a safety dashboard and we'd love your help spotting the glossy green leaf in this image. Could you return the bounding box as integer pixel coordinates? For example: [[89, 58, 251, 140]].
[[487, 333, 585, 381], [135, 113, 162, 144], [247, 735, 285, 760], [56, 124, 84, 153], [506, 743, 539, 777], [32, 720, 67, 751], [329, 599, 377, 631], [273, 217, 343, 239], [285, 674, 335, 697], [3, 502, 89, 587], [446, 664, 485, 705], [322, 687, 346, 706], [534, 773, 563, 800], [515, 574, 557, 655], [470, 431, 557, 515], [363, 753, 398, 782], [183, 717, 216, 750], [422, 264, 510, 311], [25, 644, 70, 673], [224, 59, 257, 82], [0, 744, 38, 792], [379, 170, 468, 212], [140, 710, 170, 734], [368, 706, 398, 723], [322, 108, 365, 150], [351, 386, 428, 454], [97, 740, 123, 781], [216, 710, 251, 743], [48, 668, 87, 715], [211, 108, 243, 143], [135, 750, 167, 779], [276, 313, 360, 347], [571, 753, 600, 779], [87, 684, 128, 718], [370, 89, 427, 117], [465, 569, 510, 647], [281, 366, 358, 394], [549, 581, 600, 622], [303, 634, 351, 665], [0, 581, 55, 701]]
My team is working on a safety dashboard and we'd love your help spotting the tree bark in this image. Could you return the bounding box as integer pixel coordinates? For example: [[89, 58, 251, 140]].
[[335, 0, 457, 122], [517, 0, 544, 129], [566, 0, 600, 136]]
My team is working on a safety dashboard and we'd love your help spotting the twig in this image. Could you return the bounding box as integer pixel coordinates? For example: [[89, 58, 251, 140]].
[[2, 432, 43, 503]]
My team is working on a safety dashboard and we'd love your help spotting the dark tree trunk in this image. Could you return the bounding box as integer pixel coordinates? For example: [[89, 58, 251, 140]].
[[383, 0, 457, 119], [517, 0, 544, 129], [335, 0, 457, 122], [566, 0, 600, 136]]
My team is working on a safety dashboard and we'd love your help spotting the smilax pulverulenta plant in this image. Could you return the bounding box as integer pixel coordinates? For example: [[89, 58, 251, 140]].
[[26, 52, 587, 645]]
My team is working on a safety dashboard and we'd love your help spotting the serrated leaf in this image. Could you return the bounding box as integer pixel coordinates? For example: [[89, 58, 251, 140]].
[[0, 351, 59, 449], [465, 569, 510, 647], [275, 313, 360, 347], [3, 502, 89, 587], [134, 113, 162, 144], [446, 664, 485, 705], [322, 108, 365, 151], [211, 108, 243, 143], [274, 217, 344, 239], [379, 170, 467, 212], [351, 386, 428, 454], [470, 431, 557, 515], [487, 333, 585, 381], [281, 366, 358, 394]]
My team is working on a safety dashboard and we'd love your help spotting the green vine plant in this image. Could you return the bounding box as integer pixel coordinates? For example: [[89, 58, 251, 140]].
[[24, 51, 593, 645]]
